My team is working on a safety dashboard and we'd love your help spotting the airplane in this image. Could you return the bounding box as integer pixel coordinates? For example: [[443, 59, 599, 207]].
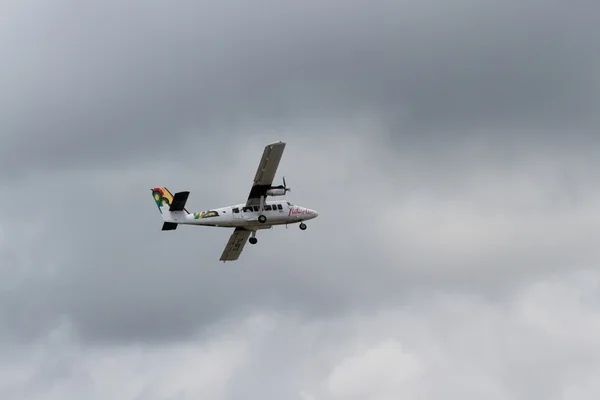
[[150, 141, 319, 262]]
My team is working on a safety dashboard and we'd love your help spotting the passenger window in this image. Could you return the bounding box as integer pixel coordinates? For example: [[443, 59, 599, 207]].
[[253, 206, 259, 212], [277, 204, 283, 210], [243, 207, 252, 212], [264, 205, 272, 211]]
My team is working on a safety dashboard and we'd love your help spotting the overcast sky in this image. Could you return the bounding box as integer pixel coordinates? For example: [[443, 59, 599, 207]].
[[2, 0, 600, 399]]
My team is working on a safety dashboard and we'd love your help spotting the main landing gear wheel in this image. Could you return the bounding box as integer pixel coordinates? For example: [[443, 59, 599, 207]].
[[249, 230, 257, 244], [299, 223, 307, 230], [258, 215, 267, 223]]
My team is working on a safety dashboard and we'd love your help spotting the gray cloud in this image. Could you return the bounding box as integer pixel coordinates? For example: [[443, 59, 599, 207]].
[[2, 0, 600, 398], [2, 0, 599, 176], [4, 125, 600, 346], [3, 271, 600, 399]]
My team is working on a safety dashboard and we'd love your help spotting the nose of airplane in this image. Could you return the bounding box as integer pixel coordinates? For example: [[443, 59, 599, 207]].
[[312, 209, 319, 218]]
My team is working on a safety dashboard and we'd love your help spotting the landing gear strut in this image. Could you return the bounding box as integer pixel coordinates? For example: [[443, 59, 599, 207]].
[[299, 223, 307, 230], [249, 230, 257, 244]]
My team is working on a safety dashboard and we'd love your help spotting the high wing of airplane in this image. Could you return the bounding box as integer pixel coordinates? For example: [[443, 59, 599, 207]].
[[246, 141, 289, 207], [150, 141, 318, 262]]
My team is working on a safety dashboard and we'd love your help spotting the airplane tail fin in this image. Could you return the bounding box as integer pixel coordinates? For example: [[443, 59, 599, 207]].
[[151, 187, 190, 231]]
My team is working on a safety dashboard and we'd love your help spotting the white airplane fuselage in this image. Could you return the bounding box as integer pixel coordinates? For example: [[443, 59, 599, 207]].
[[152, 141, 317, 261], [160, 199, 318, 230]]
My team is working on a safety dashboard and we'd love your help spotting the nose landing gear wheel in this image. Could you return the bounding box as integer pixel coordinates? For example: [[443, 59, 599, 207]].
[[299, 223, 307, 230], [249, 237, 257, 244], [258, 215, 267, 223]]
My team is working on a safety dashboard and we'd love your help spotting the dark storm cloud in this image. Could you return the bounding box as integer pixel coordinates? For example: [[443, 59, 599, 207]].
[[2, 0, 599, 178], [2, 2, 600, 395]]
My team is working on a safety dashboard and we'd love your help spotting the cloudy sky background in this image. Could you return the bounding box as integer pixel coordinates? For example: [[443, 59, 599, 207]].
[[2, 0, 600, 398]]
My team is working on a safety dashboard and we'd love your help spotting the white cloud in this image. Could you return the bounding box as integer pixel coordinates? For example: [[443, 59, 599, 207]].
[[0, 317, 252, 400], [1, 268, 600, 399], [306, 270, 600, 400], [326, 338, 423, 400]]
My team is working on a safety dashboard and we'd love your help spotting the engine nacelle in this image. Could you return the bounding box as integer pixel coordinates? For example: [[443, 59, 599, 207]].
[[266, 188, 286, 196]]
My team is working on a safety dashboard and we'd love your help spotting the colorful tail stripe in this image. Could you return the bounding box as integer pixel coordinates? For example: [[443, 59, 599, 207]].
[[152, 187, 174, 212]]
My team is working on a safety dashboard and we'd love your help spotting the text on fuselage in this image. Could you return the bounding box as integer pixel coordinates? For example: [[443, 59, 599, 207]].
[[288, 207, 312, 216]]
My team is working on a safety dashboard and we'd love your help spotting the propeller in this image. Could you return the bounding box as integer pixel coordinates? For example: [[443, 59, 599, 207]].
[[271, 177, 291, 193]]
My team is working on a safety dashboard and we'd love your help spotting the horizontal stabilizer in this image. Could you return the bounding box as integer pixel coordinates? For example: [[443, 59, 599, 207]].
[[162, 222, 178, 231], [169, 191, 190, 212]]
